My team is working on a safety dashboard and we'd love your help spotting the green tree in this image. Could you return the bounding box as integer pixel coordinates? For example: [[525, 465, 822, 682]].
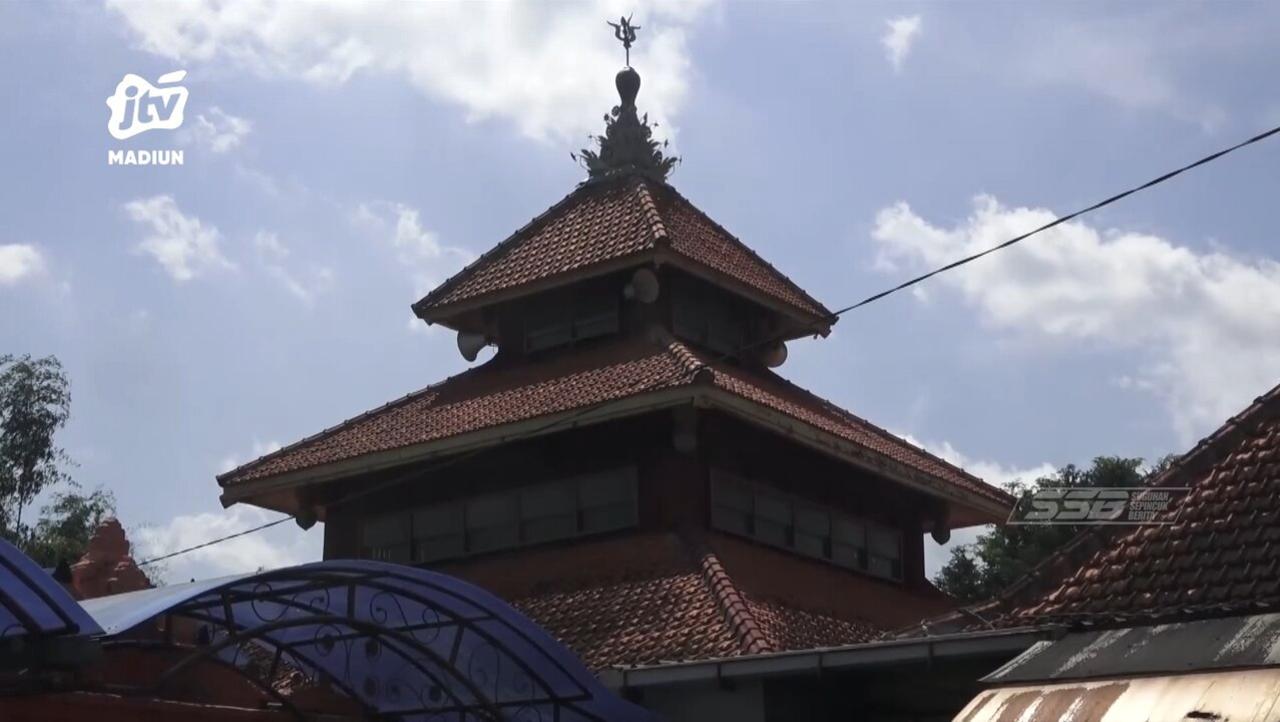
[[21, 487, 116, 568], [934, 456, 1156, 604], [0, 354, 72, 532], [0, 354, 120, 568]]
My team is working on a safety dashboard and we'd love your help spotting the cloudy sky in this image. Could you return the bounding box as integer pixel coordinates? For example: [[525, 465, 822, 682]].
[[2, 1, 1278, 582]]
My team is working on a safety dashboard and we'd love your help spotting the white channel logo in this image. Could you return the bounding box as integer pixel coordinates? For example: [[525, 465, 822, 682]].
[[105, 70, 189, 140]]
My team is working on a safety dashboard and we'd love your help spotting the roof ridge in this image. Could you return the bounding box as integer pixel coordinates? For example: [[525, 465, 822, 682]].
[[633, 176, 669, 247], [683, 533, 774, 655], [650, 327, 710, 381], [650, 179, 833, 321]]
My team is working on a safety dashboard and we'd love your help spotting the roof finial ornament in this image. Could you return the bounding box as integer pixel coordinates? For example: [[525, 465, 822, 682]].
[[607, 15, 641, 68], [571, 15, 679, 184]]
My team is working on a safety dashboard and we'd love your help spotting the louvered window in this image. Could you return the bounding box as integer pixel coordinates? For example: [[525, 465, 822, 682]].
[[709, 470, 903, 581], [362, 467, 638, 565]]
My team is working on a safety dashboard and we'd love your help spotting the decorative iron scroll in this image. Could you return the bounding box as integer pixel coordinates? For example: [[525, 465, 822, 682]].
[[101, 561, 652, 722]]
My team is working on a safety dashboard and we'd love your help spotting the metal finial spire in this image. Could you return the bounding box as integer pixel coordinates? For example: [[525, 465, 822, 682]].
[[572, 14, 678, 183], [607, 15, 641, 67]]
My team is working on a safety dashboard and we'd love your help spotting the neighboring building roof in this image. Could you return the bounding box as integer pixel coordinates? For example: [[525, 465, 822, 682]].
[[411, 174, 833, 326], [957, 613, 1280, 722], [218, 335, 1011, 514], [79, 559, 650, 721], [1011, 411, 1280, 626], [438, 531, 950, 670], [986, 613, 1280, 685], [936, 381, 1280, 632], [0, 538, 102, 639]]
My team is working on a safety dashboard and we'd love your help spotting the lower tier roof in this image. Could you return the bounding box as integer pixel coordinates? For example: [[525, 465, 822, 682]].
[[438, 530, 956, 670], [218, 334, 1012, 519]]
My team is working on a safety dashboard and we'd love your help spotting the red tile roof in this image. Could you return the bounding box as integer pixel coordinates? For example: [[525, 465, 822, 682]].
[[218, 335, 1010, 511], [442, 532, 906, 670], [938, 382, 1280, 632], [412, 175, 832, 323], [1011, 416, 1280, 625]]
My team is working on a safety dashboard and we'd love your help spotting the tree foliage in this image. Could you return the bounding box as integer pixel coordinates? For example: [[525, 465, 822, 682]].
[[0, 353, 117, 567], [21, 487, 116, 568], [0, 354, 72, 530], [934, 456, 1167, 604]]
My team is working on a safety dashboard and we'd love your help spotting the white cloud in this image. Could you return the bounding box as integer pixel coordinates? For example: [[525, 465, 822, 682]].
[[253, 231, 333, 305], [1014, 14, 1232, 131], [253, 230, 288, 261], [0, 244, 45, 285], [186, 106, 252, 153], [873, 196, 1280, 441], [106, 0, 715, 142], [219, 438, 283, 474], [352, 201, 474, 298], [125, 195, 235, 282], [903, 434, 1056, 491], [882, 15, 922, 72], [133, 504, 321, 583], [899, 434, 1054, 579]]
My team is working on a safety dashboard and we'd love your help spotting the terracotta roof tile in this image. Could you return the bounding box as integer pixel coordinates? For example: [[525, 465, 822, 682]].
[[218, 338, 697, 484], [220, 336, 1010, 511], [701, 357, 1004, 505], [445, 532, 900, 670], [414, 175, 831, 322], [999, 387, 1280, 627]]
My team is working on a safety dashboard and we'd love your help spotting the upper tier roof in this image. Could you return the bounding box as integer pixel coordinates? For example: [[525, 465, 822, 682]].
[[217, 333, 1012, 520], [412, 174, 834, 332]]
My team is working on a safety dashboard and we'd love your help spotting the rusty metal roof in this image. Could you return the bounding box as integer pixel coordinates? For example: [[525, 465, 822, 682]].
[[985, 612, 1280, 685], [958, 668, 1280, 722]]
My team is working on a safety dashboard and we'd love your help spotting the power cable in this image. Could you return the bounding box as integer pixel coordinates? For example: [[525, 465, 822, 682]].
[[137, 121, 1280, 568]]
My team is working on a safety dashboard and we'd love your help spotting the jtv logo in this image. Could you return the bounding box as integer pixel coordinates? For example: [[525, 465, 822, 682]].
[[105, 70, 187, 166], [106, 70, 188, 139]]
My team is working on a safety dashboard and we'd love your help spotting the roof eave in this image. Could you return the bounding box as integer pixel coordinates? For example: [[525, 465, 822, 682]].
[[412, 252, 659, 329], [413, 250, 835, 339], [600, 626, 1051, 691], [698, 389, 1012, 523], [652, 249, 834, 339], [223, 381, 1008, 524], [219, 385, 701, 508]]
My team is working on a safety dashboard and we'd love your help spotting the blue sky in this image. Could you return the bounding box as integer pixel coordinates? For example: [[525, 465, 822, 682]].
[[2, 1, 1278, 582]]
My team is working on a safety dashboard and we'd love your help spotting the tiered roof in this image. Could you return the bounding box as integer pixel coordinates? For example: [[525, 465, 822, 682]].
[[412, 175, 832, 330], [219, 333, 1011, 517]]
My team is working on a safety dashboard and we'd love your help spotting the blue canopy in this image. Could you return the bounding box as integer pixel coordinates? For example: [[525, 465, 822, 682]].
[[81, 559, 654, 721], [0, 538, 101, 639]]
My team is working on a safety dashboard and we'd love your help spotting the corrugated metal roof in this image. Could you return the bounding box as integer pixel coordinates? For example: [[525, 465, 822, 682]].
[[958, 668, 1280, 722], [986, 613, 1280, 684]]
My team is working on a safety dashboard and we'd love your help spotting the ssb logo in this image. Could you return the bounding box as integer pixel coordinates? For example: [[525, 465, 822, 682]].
[[1008, 487, 1188, 525]]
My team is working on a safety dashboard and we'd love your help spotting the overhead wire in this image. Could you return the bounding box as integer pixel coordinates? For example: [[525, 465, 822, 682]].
[[137, 121, 1280, 568]]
